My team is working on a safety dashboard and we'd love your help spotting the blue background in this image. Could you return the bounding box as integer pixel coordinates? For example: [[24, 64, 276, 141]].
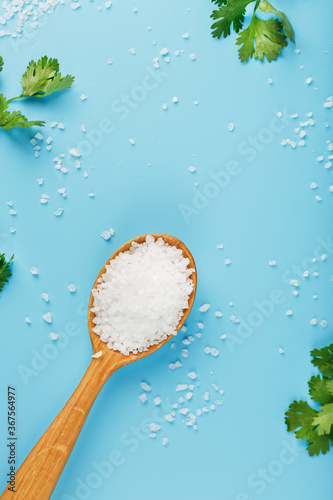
[[1, 1, 333, 499]]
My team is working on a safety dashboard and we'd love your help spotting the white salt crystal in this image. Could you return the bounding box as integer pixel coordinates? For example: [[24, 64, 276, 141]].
[[30, 267, 38, 275], [140, 382, 151, 392], [37, 178, 44, 186], [154, 397, 161, 406], [172, 97, 178, 103], [174, 361, 182, 368], [69, 148, 81, 157], [286, 309, 293, 316], [199, 303, 210, 313], [204, 392, 209, 401], [160, 47, 168, 56], [165, 414, 174, 422], [42, 312, 52, 323], [320, 320, 328, 328], [228, 122, 234, 131], [50, 332, 58, 340], [162, 437, 169, 446], [215, 311, 222, 317], [162, 103, 168, 110], [41, 293, 49, 302], [188, 165, 196, 173], [25, 317, 31, 324], [269, 260, 277, 266], [68, 284, 76, 293], [176, 384, 188, 391], [54, 209, 64, 217], [80, 94, 87, 101], [310, 318, 317, 325], [92, 351, 103, 358], [139, 393, 147, 403], [306, 77, 313, 85]]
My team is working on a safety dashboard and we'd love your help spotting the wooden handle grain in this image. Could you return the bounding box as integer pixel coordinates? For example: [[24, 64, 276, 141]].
[[1, 357, 118, 500]]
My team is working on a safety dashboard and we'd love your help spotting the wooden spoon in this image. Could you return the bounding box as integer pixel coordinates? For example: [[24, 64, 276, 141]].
[[1, 234, 197, 500]]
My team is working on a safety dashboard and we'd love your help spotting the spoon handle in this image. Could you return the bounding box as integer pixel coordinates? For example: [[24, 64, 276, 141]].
[[0, 357, 118, 500]]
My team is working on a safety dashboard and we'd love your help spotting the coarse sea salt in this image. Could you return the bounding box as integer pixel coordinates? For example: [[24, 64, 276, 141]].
[[91, 235, 194, 355]]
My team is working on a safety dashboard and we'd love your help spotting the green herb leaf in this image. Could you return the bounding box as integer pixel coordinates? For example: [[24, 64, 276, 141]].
[[285, 400, 318, 441], [236, 15, 288, 62], [259, 0, 295, 44], [0, 253, 14, 293], [311, 344, 333, 378], [306, 431, 333, 456], [20, 56, 74, 98], [0, 94, 45, 130], [313, 403, 333, 436], [0, 56, 3, 72], [309, 375, 333, 404], [211, 0, 228, 7], [211, 0, 256, 39]]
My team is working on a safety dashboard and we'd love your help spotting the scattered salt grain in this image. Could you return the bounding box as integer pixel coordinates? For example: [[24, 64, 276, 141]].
[[286, 309, 293, 316], [320, 320, 328, 328], [172, 97, 178, 103], [176, 384, 188, 392], [92, 351, 103, 358], [306, 77, 312, 85], [310, 318, 317, 325], [188, 165, 196, 173], [215, 311, 222, 317], [139, 393, 147, 403], [187, 371, 197, 380], [269, 260, 277, 266], [154, 397, 161, 406], [162, 437, 169, 446], [228, 122, 234, 132], [199, 303, 210, 313], [41, 293, 49, 302], [140, 382, 151, 392], [25, 317, 31, 324], [50, 332, 58, 340], [42, 312, 52, 323], [69, 148, 81, 157], [30, 267, 38, 275], [68, 284, 76, 293]]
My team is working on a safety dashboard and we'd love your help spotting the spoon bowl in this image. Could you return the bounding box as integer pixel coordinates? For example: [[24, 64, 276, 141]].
[[1, 234, 196, 500], [88, 233, 197, 369]]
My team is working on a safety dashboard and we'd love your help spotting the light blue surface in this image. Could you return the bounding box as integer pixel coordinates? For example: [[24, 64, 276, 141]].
[[1, 1, 333, 499]]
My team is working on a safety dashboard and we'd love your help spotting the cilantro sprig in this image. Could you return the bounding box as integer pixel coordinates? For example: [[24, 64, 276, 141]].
[[0, 56, 74, 131], [211, 0, 295, 63], [0, 254, 14, 293], [285, 343, 333, 456]]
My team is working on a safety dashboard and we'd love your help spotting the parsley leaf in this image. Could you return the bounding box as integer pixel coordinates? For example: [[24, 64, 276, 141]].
[[313, 403, 333, 436], [211, 0, 228, 7], [236, 15, 288, 62], [0, 253, 14, 293], [0, 94, 44, 130], [211, 0, 256, 39], [0, 56, 3, 72], [259, 0, 295, 43], [20, 56, 74, 98], [210, 0, 295, 62], [286, 343, 333, 456], [309, 375, 333, 404], [306, 432, 333, 456], [311, 344, 333, 378], [285, 400, 318, 441]]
